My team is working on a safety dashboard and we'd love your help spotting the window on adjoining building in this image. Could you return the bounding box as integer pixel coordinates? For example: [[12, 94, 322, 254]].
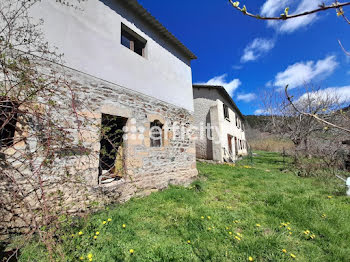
[[150, 120, 163, 147], [223, 104, 229, 120], [0, 98, 18, 148], [121, 23, 147, 57]]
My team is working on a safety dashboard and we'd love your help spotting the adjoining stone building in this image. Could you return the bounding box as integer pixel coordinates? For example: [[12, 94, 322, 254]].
[[193, 85, 248, 162], [1, 0, 198, 209]]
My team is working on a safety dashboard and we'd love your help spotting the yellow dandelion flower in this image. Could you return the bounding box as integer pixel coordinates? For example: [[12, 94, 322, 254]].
[[290, 253, 296, 259], [71, 234, 75, 238], [321, 214, 327, 218], [304, 230, 310, 235], [79, 256, 84, 260], [201, 216, 204, 219], [122, 224, 126, 228], [229, 232, 233, 235], [94, 236, 97, 240], [207, 227, 212, 230], [256, 224, 261, 227], [248, 257, 254, 261], [234, 236, 241, 241], [187, 240, 191, 244], [237, 232, 242, 237], [207, 216, 211, 220], [89, 258, 92, 262], [95, 232, 100, 235], [287, 227, 291, 230], [78, 231, 83, 236], [226, 227, 229, 230], [107, 218, 112, 222], [129, 249, 134, 254], [289, 232, 292, 235], [310, 234, 316, 239], [328, 196, 333, 199], [87, 254, 93, 259], [282, 249, 287, 253], [102, 221, 107, 225]]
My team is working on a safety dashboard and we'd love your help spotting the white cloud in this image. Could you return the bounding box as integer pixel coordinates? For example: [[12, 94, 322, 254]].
[[196, 74, 241, 95], [237, 93, 257, 102], [279, 0, 320, 33], [261, 0, 324, 33], [297, 86, 350, 104], [261, 0, 292, 18], [241, 38, 275, 63], [254, 109, 266, 115], [232, 65, 243, 70], [273, 56, 338, 89]]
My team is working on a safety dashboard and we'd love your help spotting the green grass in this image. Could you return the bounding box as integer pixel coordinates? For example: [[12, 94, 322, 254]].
[[19, 152, 350, 261]]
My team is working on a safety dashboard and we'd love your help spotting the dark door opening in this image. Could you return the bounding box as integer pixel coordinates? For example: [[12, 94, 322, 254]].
[[234, 137, 238, 156], [227, 134, 233, 154], [99, 114, 128, 183], [0, 98, 18, 148]]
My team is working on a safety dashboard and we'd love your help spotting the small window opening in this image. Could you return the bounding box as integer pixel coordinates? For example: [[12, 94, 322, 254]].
[[0, 98, 18, 148], [121, 23, 147, 57], [223, 104, 229, 120], [99, 114, 128, 183], [150, 120, 163, 147]]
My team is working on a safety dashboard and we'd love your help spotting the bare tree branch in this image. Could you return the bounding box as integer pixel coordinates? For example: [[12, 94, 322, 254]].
[[338, 40, 350, 56], [229, 0, 350, 21], [284, 85, 350, 134]]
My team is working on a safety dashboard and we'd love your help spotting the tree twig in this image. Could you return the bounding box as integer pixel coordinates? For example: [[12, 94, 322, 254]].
[[229, 0, 350, 21], [338, 39, 350, 56], [284, 85, 350, 134]]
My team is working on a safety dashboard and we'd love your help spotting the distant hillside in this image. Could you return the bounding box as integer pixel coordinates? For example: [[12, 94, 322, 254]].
[[245, 115, 271, 131], [245, 105, 350, 132]]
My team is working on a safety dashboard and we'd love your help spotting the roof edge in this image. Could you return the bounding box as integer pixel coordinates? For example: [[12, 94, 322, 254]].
[[119, 0, 197, 60], [193, 84, 245, 120]]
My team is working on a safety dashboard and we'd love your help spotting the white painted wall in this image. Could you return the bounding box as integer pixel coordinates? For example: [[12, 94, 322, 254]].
[[215, 100, 247, 159], [193, 87, 247, 161], [29, 0, 194, 111]]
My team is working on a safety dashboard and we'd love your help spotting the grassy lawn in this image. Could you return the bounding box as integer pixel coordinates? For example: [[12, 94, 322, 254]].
[[20, 152, 350, 261]]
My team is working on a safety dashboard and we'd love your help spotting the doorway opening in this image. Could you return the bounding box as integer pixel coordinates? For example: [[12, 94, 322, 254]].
[[234, 137, 238, 156], [99, 114, 128, 184], [227, 134, 233, 154]]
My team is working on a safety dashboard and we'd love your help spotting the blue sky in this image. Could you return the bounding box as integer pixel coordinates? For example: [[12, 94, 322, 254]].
[[139, 0, 350, 115]]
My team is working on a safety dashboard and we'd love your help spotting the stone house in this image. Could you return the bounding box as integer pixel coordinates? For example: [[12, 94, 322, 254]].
[[193, 85, 248, 162], [1, 0, 198, 205]]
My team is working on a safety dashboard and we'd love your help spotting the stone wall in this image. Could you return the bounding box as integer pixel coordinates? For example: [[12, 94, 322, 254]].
[[67, 67, 198, 200], [0, 61, 198, 238]]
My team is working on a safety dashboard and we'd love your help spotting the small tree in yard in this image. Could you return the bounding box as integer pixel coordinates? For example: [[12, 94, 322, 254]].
[[0, 1, 116, 261], [260, 84, 350, 176]]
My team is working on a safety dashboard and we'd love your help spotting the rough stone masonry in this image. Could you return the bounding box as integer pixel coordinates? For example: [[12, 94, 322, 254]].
[[0, 60, 198, 237]]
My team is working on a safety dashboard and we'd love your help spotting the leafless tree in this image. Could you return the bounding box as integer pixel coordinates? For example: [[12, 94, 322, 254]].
[[262, 84, 344, 153], [260, 83, 350, 176], [285, 86, 350, 134], [0, 1, 123, 261]]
